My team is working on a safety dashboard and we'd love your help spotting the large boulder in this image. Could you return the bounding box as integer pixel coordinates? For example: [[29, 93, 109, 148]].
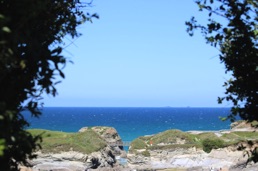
[[79, 127, 122, 143], [79, 126, 124, 151]]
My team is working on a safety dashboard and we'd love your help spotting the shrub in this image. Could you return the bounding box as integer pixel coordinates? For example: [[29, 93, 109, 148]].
[[130, 139, 146, 150], [202, 138, 225, 153], [141, 150, 151, 157], [251, 120, 258, 127]]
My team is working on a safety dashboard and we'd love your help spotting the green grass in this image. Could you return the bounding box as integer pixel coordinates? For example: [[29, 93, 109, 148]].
[[28, 129, 107, 154], [29, 127, 258, 155], [221, 132, 240, 139], [196, 132, 217, 140], [130, 130, 201, 151], [150, 130, 196, 144], [129, 129, 258, 154], [233, 131, 258, 139], [130, 138, 147, 150], [148, 144, 201, 151]]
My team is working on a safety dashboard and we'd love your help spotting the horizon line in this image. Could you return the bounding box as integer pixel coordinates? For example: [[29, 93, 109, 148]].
[[41, 106, 231, 108]]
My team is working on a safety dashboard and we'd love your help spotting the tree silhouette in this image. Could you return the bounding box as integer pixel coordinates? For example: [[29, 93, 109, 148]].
[[0, 0, 98, 170], [186, 0, 257, 122]]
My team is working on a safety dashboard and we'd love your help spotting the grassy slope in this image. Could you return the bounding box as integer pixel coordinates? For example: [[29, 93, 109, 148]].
[[28, 129, 107, 154], [28, 128, 258, 155], [130, 129, 258, 154]]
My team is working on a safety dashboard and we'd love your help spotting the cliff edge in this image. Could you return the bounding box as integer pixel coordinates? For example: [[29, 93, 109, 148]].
[[20, 126, 127, 171], [127, 124, 258, 171]]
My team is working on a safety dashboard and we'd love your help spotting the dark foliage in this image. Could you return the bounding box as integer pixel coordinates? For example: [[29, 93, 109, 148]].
[[202, 138, 225, 153], [186, 0, 258, 122], [186, 0, 257, 163], [0, 0, 98, 170], [90, 157, 101, 169]]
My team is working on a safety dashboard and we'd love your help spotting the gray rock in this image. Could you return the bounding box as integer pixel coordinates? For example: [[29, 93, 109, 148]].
[[127, 146, 256, 170], [24, 126, 128, 171]]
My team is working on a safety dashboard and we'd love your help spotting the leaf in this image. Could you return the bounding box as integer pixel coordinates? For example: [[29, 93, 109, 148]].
[[92, 13, 99, 19], [219, 5, 225, 11], [0, 14, 5, 19], [254, 30, 258, 37], [8, 48, 13, 55], [2, 26, 11, 33], [59, 70, 65, 78], [54, 81, 62, 85], [51, 47, 62, 55], [219, 116, 227, 121], [0, 139, 6, 156], [20, 60, 26, 69]]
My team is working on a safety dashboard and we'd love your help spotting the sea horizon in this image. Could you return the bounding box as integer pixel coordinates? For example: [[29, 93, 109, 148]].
[[40, 106, 231, 107]]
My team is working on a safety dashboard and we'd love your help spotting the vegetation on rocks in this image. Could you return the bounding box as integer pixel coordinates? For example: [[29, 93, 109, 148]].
[[129, 129, 258, 154], [150, 130, 195, 145], [141, 150, 151, 157], [202, 138, 225, 153], [28, 129, 107, 154], [130, 139, 147, 150], [231, 120, 258, 129]]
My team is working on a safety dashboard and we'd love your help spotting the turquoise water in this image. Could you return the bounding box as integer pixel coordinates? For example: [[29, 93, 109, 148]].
[[23, 107, 232, 142]]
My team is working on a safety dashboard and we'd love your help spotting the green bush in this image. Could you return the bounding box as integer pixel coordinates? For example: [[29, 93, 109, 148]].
[[130, 139, 146, 150], [251, 120, 258, 127], [202, 138, 225, 153], [141, 150, 150, 157]]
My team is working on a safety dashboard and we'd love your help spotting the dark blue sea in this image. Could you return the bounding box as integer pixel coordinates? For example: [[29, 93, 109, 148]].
[[23, 107, 232, 142]]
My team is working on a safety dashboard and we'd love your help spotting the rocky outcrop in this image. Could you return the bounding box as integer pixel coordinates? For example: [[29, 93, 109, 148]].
[[22, 124, 258, 171], [21, 126, 127, 171], [30, 147, 113, 169], [127, 126, 258, 171], [127, 144, 258, 171], [79, 126, 124, 152], [230, 120, 258, 131]]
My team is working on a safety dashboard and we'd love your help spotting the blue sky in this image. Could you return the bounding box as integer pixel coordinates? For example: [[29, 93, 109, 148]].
[[44, 0, 230, 107]]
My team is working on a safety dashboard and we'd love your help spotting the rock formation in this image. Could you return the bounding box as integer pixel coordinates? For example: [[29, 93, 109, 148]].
[[127, 144, 258, 170], [79, 126, 124, 152], [21, 123, 258, 171], [21, 126, 127, 171], [127, 126, 258, 171]]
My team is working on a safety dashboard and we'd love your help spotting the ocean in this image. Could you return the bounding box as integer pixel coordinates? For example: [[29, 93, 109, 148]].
[[23, 107, 232, 142]]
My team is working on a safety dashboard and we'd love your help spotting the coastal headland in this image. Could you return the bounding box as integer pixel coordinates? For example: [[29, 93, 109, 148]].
[[20, 121, 258, 171]]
